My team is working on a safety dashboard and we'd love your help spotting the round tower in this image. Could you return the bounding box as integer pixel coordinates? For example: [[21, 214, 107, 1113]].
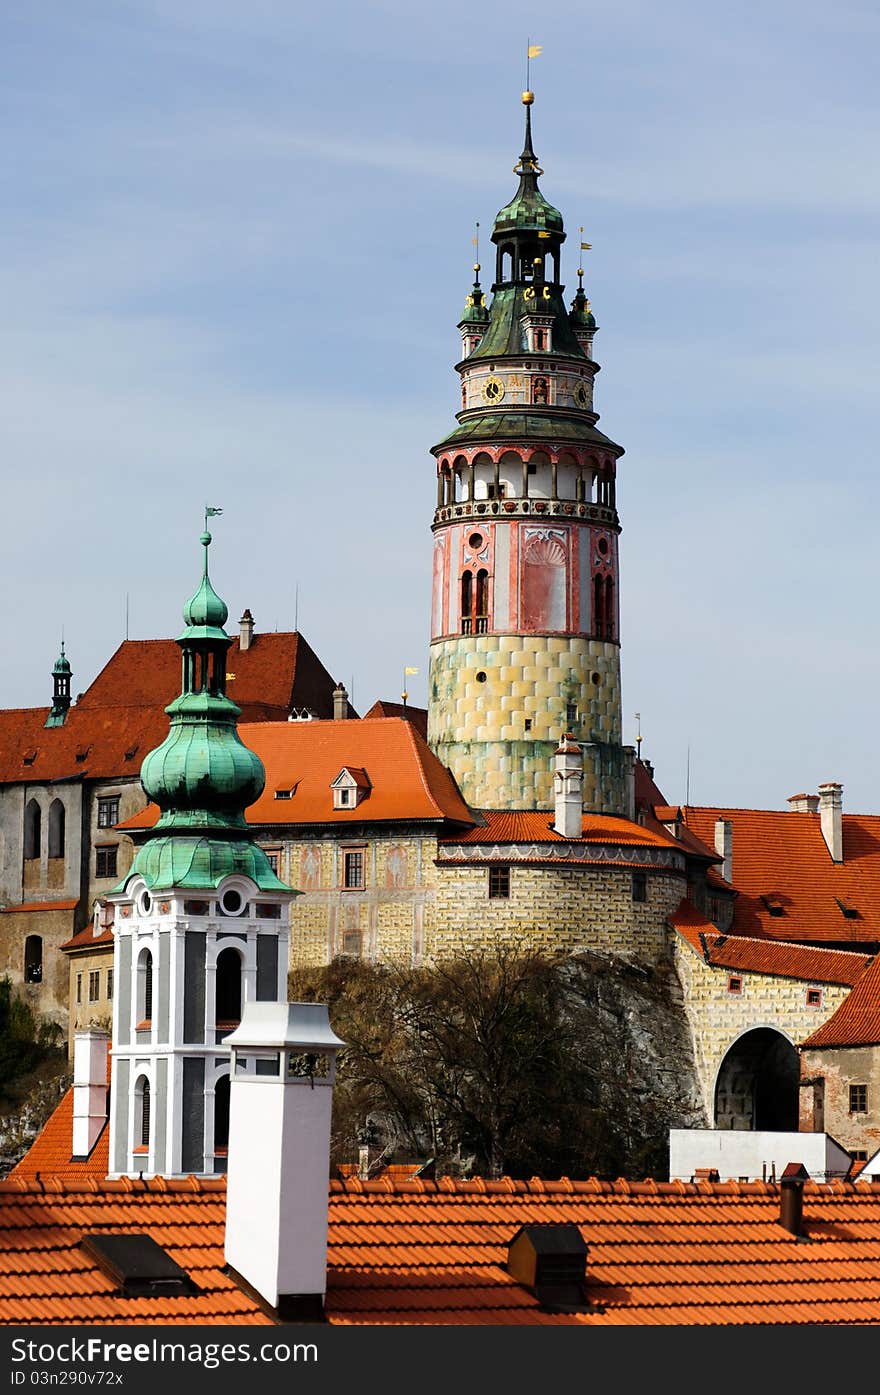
[[428, 93, 626, 812]]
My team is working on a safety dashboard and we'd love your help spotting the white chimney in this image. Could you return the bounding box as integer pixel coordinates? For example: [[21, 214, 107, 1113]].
[[553, 734, 583, 839], [72, 1028, 109, 1159], [714, 818, 733, 884], [788, 793, 820, 813], [239, 609, 254, 651], [332, 683, 349, 721], [224, 1002, 345, 1320], [818, 782, 843, 863]]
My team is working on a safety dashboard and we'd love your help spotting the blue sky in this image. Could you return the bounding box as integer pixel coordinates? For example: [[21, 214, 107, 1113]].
[[2, 1, 879, 812]]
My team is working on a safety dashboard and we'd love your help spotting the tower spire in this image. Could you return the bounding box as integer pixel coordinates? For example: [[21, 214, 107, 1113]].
[[124, 526, 285, 890], [45, 638, 72, 727]]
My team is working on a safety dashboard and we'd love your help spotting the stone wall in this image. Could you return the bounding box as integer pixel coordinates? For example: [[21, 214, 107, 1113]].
[[0, 906, 77, 1026], [800, 1044, 880, 1157], [674, 937, 852, 1124]]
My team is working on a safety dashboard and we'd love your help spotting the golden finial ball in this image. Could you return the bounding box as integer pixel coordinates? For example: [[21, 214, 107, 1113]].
[[522, 90, 534, 105], [473, 262, 481, 272]]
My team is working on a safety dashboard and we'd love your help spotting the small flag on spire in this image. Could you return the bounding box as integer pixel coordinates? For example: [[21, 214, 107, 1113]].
[[580, 241, 592, 250], [404, 666, 419, 676], [206, 506, 223, 517], [527, 44, 543, 58]]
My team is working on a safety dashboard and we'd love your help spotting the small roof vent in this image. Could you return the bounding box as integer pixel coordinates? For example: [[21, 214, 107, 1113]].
[[506, 1223, 589, 1312], [81, 1234, 200, 1298]]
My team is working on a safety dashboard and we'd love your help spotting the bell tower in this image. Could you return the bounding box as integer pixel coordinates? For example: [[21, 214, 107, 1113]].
[[428, 93, 627, 812], [107, 525, 294, 1178]]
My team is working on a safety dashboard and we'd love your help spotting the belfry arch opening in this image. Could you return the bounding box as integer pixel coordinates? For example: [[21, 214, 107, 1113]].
[[714, 1028, 800, 1131]]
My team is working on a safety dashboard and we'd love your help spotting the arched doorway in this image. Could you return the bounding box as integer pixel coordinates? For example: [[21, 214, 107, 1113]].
[[714, 1028, 800, 1131]]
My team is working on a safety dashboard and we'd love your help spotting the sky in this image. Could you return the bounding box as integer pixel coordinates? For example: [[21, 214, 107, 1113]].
[[2, 1, 879, 812]]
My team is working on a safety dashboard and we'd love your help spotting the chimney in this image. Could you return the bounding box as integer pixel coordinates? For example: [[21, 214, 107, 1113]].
[[224, 1002, 345, 1321], [553, 734, 583, 839], [71, 1028, 110, 1159], [332, 683, 349, 721], [787, 793, 820, 814], [818, 782, 843, 863], [713, 818, 733, 884], [239, 609, 254, 651], [778, 1163, 809, 1237]]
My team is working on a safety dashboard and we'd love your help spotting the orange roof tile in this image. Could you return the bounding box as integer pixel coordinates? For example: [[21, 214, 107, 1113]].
[[802, 957, 880, 1048], [5, 1175, 880, 1324], [11, 1084, 109, 1182], [77, 633, 346, 722], [445, 810, 678, 849], [60, 926, 114, 952], [1, 899, 78, 915], [121, 719, 474, 831], [670, 901, 872, 986], [685, 805, 880, 944], [0, 633, 348, 788], [363, 701, 428, 739]]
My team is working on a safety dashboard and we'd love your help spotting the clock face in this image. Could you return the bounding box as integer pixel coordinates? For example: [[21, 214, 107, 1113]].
[[573, 381, 589, 409], [481, 375, 505, 405]]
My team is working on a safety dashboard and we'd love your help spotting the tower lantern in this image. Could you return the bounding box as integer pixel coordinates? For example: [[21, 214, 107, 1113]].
[[428, 93, 628, 813]]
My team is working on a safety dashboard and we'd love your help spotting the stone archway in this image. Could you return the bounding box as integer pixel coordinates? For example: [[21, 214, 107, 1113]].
[[714, 1028, 800, 1131]]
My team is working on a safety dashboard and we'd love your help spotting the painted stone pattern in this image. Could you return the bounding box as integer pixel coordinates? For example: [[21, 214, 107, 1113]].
[[428, 634, 622, 810]]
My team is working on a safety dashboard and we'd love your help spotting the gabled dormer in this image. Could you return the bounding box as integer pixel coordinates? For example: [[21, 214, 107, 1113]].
[[331, 767, 371, 811]]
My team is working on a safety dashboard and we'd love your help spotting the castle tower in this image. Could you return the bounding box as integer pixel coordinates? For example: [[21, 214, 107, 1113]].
[[428, 93, 627, 812], [107, 526, 295, 1178]]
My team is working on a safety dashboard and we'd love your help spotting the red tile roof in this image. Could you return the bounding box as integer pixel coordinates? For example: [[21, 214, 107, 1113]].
[[802, 957, 880, 1048], [120, 719, 474, 831], [59, 926, 114, 951], [363, 701, 428, 739], [445, 810, 677, 849], [670, 901, 872, 986], [685, 805, 880, 944], [1, 899, 79, 914], [10, 1088, 110, 1182], [77, 633, 346, 722], [0, 633, 348, 788], [5, 1175, 880, 1324]]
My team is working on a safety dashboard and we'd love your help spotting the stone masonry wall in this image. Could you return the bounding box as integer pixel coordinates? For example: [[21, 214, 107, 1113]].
[[674, 938, 852, 1124]]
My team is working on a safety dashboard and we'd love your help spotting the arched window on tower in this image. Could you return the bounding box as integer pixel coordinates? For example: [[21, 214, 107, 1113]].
[[604, 576, 615, 641], [594, 573, 605, 639], [47, 799, 65, 859], [214, 1073, 231, 1154], [215, 947, 242, 1030], [135, 1075, 151, 1151], [460, 570, 473, 634], [24, 935, 42, 984], [475, 569, 489, 634], [24, 800, 41, 860], [137, 948, 153, 1025]]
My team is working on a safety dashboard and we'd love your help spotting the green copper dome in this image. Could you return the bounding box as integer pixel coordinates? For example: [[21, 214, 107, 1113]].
[[493, 102, 564, 240], [53, 644, 71, 676], [460, 267, 490, 325], [123, 528, 287, 893], [181, 530, 229, 640], [569, 285, 596, 330]]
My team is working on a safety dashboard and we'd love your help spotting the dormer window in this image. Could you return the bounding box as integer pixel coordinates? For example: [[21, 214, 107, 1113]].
[[331, 767, 371, 811], [760, 895, 785, 918]]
